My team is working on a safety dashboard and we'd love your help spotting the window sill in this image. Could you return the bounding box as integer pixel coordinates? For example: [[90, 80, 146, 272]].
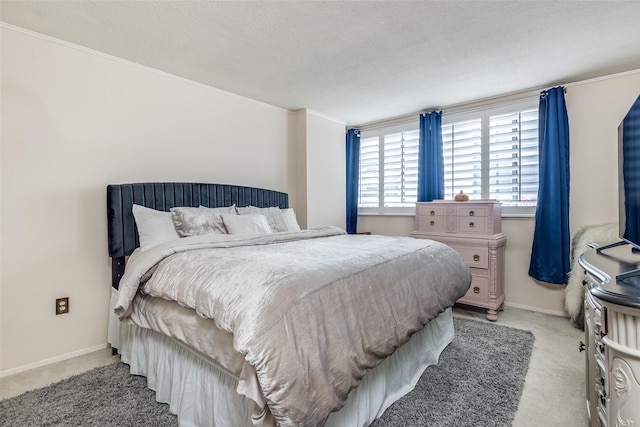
[[358, 212, 416, 217], [502, 214, 536, 220], [358, 212, 535, 220]]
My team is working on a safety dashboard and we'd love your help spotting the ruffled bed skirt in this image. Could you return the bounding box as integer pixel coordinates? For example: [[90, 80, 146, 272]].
[[109, 290, 454, 427]]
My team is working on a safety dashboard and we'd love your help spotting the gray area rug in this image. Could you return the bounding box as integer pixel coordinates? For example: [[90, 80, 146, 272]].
[[371, 317, 535, 427], [0, 317, 534, 427]]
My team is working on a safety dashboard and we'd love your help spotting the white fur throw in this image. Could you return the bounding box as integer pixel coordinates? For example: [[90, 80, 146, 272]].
[[565, 222, 618, 321]]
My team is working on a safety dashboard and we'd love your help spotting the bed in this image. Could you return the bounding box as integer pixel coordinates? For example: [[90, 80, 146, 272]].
[[106, 182, 471, 427]]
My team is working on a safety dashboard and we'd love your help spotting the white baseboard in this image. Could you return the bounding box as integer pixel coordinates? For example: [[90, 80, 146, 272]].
[[0, 343, 109, 379], [504, 301, 569, 318]]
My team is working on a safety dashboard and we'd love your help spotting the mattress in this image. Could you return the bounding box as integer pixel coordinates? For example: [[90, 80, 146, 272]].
[[129, 292, 245, 376]]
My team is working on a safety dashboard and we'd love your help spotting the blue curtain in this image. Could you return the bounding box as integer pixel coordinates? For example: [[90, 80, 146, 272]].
[[346, 129, 360, 234], [529, 87, 571, 284], [622, 95, 640, 244], [418, 111, 444, 202]]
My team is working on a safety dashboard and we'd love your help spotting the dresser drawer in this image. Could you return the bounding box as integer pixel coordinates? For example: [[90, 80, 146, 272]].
[[458, 276, 490, 305], [451, 245, 489, 269], [415, 215, 445, 232], [457, 216, 488, 235], [416, 204, 446, 217], [456, 205, 489, 218]]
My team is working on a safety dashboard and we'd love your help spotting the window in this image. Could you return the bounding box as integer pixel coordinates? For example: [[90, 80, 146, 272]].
[[359, 124, 420, 214], [358, 98, 539, 216], [443, 100, 539, 215]]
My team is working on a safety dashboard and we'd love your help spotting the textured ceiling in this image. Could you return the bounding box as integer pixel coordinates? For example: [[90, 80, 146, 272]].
[[2, 1, 640, 126]]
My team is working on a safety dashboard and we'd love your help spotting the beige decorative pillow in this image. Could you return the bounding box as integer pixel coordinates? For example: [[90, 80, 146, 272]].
[[222, 213, 273, 235], [170, 205, 236, 237], [237, 206, 288, 232]]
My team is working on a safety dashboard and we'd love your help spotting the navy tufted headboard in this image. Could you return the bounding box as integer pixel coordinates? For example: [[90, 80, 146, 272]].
[[107, 182, 289, 288]]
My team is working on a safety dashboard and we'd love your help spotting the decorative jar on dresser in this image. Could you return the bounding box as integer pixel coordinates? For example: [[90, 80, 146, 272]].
[[411, 200, 506, 321], [579, 244, 640, 427]]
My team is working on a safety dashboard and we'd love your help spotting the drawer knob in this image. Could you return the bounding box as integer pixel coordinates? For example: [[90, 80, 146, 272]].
[[469, 221, 475, 228], [430, 210, 435, 216], [473, 286, 480, 294], [469, 210, 475, 217], [430, 220, 435, 226], [473, 254, 480, 262]]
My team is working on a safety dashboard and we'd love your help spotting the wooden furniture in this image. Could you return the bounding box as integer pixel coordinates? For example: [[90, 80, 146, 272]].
[[579, 244, 640, 427], [411, 200, 506, 321]]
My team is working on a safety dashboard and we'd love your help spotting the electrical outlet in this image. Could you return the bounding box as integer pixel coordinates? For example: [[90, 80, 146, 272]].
[[56, 297, 69, 315]]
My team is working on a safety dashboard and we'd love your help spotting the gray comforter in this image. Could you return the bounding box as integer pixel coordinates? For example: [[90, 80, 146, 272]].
[[115, 227, 471, 427]]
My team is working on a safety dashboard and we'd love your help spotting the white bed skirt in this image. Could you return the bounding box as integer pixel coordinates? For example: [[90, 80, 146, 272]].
[[108, 290, 454, 427]]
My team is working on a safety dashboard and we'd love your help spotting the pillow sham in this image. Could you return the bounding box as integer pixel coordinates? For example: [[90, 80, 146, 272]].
[[132, 204, 181, 250], [221, 213, 273, 235], [170, 205, 236, 237], [237, 206, 288, 232], [281, 208, 301, 232]]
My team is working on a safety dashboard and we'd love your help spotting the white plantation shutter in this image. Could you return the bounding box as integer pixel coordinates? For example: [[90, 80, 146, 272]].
[[519, 110, 540, 204], [358, 125, 420, 213], [383, 130, 419, 207], [359, 136, 379, 208], [443, 119, 482, 199], [441, 99, 539, 214], [403, 131, 420, 203], [488, 109, 539, 204], [358, 98, 538, 216]]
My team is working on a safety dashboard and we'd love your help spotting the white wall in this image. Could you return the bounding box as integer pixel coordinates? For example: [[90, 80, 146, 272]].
[[302, 110, 346, 229], [0, 26, 295, 374], [359, 70, 640, 316], [288, 109, 346, 230], [290, 110, 308, 228], [568, 73, 640, 227]]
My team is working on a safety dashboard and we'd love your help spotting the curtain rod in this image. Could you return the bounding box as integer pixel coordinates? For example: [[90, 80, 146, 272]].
[[357, 88, 540, 131]]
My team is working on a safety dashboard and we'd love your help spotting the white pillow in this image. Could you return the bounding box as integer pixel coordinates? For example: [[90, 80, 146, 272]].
[[132, 204, 181, 250], [237, 206, 287, 232], [170, 205, 236, 237], [222, 214, 273, 235], [281, 208, 301, 232]]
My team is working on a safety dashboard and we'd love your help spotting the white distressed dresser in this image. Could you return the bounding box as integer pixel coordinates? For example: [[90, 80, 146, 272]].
[[411, 200, 506, 321], [579, 244, 640, 427]]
